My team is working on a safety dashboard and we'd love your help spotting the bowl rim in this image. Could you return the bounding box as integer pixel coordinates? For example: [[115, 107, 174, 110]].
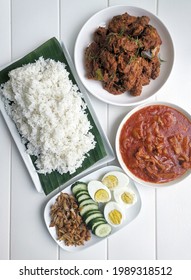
[[115, 101, 191, 187]]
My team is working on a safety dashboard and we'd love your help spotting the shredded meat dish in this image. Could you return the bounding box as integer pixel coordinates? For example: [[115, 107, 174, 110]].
[[50, 192, 91, 246], [119, 105, 191, 183], [85, 12, 162, 96]]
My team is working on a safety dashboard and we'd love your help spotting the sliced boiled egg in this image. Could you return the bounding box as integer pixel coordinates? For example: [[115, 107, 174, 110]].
[[88, 180, 111, 203], [114, 186, 137, 208], [104, 201, 125, 227], [102, 171, 129, 191]]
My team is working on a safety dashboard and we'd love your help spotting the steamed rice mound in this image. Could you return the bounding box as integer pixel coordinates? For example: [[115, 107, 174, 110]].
[[1, 57, 96, 174]]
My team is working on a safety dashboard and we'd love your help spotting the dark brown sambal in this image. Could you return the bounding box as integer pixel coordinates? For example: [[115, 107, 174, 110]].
[[85, 12, 162, 96]]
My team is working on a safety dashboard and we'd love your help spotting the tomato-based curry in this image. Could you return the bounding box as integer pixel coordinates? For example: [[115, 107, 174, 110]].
[[119, 105, 191, 183]]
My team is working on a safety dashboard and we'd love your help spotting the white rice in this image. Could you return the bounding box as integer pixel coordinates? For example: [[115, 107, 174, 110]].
[[0, 57, 96, 174]]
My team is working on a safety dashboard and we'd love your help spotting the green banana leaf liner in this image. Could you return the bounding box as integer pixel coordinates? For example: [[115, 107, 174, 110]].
[[0, 37, 113, 195]]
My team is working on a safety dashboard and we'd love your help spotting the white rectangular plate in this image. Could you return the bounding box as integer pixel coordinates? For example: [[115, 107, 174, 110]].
[[44, 165, 142, 252], [0, 38, 115, 193]]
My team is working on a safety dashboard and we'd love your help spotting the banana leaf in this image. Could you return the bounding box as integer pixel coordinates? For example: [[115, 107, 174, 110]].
[[0, 37, 113, 195]]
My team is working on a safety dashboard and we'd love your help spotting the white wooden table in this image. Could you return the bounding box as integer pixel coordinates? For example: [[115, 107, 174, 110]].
[[0, 0, 191, 260]]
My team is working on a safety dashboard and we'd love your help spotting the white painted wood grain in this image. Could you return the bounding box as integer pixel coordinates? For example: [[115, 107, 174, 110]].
[[10, 144, 58, 259], [11, 0, 59, 59], [0, 0, 191, 260], [0, 116, 11, 260], [156, 0, 191, 260], [61, 0, 108, 58], [0, 0, 11, 67], [60, 0, 108, 135], [59, 241, 108, 260], [60, 0, 109, 260], [156, 177, 191, 260], [0, 0, 11, 260], [109, 0, 157, 12], [108, 184, 156, 260], [9, 0, 60, 259], [107, 0, 157, 259], [156, 0, 191, 113]]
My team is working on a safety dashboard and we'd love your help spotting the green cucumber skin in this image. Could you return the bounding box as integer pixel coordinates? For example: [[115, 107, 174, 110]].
[[79, 198, 97, 207], [83, 209, 102, 220], [75, 190, 89, 198], [80, 204, 99, 216], [77, 194, 91, 203], [89, 219, 107, 231], [71, 181, 112, 238], [85, 212, 104, 225], [71, 182, 87, 195], [94, 224, 112, 237]]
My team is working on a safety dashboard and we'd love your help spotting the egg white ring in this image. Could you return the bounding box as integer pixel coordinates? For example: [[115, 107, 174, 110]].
[[104, 201, 125, 227], [87, 180, 111, 202], [102, 171, 130, 191], [113, 186, 137, 208]]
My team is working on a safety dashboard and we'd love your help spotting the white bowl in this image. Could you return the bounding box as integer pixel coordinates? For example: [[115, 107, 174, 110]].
[[115, 101, 191, 187], [74, 6, 174, 106]]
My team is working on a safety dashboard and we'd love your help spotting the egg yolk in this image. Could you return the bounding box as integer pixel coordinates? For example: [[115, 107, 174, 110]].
[[121, 192, 134, 204], [108, 209, 122, 225], [102, 175, 118, 190], [94, 189, 109, 202]]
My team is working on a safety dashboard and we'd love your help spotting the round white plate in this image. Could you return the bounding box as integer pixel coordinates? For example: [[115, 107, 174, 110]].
[[74, 6, 174, 106]]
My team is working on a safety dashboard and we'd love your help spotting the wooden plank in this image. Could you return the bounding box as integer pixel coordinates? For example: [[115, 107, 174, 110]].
[[156, 0, 191, 260], [61, 0, 108, 57], [0, 116, 11, 260], [108, 184, 156, 259], [109, 0, 157, 12], [107, 0, 157, 259], [60, 0, 109, 139], [10, 0, 60, 259], [10, 145, 59, 259], [60, 0, 108, 259], [156, 179, 191, 260], [0, 0, 11, 260], [59, 242, 107, 260], [0, 0, 11, 67], [156, 0, 191, 114], [11, 0, 59, 59], [2, 0, 190, 261], [60, 0, 108, 146]]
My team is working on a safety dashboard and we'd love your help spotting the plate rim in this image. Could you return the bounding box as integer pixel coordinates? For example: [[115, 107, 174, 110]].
[[0, 38, 115, 194], [44, 164, 142, 252], [74, 5, 174, 106]]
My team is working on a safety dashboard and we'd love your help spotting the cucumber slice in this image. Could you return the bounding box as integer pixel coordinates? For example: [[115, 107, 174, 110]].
[[88, 217, 106, 230], [75, 190, 89, 199], [77, 194, 91, 203], [94, 224, 112, 237], [71, 182, 87, 195], [85, 212, 104, 225], [79, 198, 97, 207], [83, 210, 101, 220], [80, 204, 99, 216]]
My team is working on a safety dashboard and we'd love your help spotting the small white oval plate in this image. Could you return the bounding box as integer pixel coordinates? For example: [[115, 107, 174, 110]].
[[74, 6, 174, 106], [44, 165, 142, 252]]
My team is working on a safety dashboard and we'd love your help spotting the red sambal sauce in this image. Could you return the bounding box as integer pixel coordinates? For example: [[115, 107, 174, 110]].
[[119, 105, 191, 183]]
